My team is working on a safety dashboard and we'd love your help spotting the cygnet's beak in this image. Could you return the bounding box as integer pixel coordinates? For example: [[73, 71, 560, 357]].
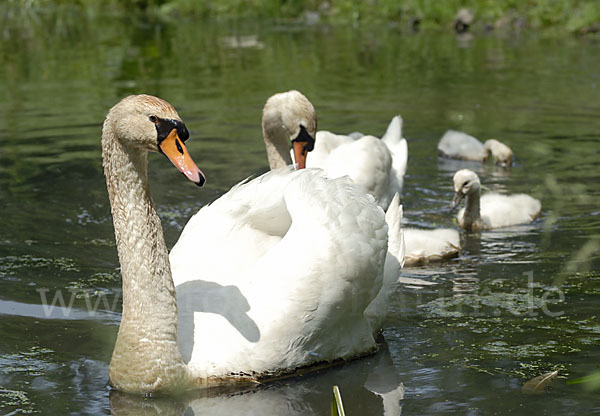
[[159, 129, 206, 187], [291, 126, 315, 170], [450, 191, 464, 210]]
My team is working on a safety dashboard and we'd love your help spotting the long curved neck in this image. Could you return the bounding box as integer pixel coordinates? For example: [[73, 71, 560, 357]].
[[102, 126, 189, 393], [462, 189, 481, 230], [262, 116, 292, 170]]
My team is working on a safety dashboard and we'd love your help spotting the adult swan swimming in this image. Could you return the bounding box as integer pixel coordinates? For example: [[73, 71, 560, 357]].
[[102, 95, 403, 394]]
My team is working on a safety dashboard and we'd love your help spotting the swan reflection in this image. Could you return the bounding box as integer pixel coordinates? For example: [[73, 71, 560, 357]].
[[109, 341, 404, 416]]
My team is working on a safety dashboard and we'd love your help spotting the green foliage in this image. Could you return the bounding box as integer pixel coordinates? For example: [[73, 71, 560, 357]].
[[330, 386, 346, 416], [1, 0, 599, 32], [568, 369, 600, 391]]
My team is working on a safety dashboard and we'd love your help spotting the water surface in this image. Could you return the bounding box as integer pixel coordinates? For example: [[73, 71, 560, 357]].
[[1, 14, 599, 415]]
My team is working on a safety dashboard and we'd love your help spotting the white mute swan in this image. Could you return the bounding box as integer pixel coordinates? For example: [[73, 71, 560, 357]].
[[451, 169, 541, 230], [438, 130, 513, 167], [403, 228, 460, 266], [267, 90, 459, 266], [258, 89, 404, 331], [265, 90, 460, 266], [102, 95, 403, 394], [289, 93, 408, 210]]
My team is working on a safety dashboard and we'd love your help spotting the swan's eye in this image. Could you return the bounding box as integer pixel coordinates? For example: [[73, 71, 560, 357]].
[[462, 181, 469, 188], [149, 115, 158, 123]]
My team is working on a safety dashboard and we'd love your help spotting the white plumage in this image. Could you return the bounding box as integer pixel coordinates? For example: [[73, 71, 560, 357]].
[[170, 168, 398, 379], [169, 91, 405, 381], [403, 228, 460, 266], [461, 193, 542, 229], [438, 130, 513, 167], [452, 169, 541, 230], [102, 93, 403, 394], [306, 115, 408, 210]]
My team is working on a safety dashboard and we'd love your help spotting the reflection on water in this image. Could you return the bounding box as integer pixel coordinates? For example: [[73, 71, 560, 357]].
[[1, 11, 600, 415], [109, 343, 404, 416]]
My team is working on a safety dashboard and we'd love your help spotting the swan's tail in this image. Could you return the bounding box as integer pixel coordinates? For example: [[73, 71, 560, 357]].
[[365, 193, 404, 332], [385, 193, 405, 271], [381, 115, 403, 146], [382, 115, 408, 183]]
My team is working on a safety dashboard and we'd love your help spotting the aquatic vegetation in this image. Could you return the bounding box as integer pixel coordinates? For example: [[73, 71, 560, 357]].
[[0, 388, 35, 414], [419, 290, 557, 318], [0, 255, 79, 276], [0, 344, 57, 415], [405, 267, 599, 383], [67, 271, 121, 292], [0, 346, 55, 376], [553, 239, 600, 288], [482, 341, 578, 359], [83, 238, 115, 247]]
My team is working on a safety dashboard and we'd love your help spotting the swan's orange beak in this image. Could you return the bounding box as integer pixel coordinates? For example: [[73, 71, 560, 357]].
[[159, 129, 206, 186], [291, 126, 315, 170], [293, 141, 310, 169]]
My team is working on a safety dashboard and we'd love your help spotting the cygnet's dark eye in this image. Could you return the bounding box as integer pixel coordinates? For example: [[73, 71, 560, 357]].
[[149, 115, 158, 123], [463, 181, 469, 188]]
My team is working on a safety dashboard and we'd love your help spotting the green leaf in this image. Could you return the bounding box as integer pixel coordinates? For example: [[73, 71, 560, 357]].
[[330, 385, 346, 416], [567, 370, 600, 391]]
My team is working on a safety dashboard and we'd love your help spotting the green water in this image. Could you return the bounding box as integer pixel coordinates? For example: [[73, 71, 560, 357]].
[[1, 12, 599, 415]]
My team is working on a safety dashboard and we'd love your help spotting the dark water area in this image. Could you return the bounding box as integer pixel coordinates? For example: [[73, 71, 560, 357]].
[[1, 13, 599, 415]]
